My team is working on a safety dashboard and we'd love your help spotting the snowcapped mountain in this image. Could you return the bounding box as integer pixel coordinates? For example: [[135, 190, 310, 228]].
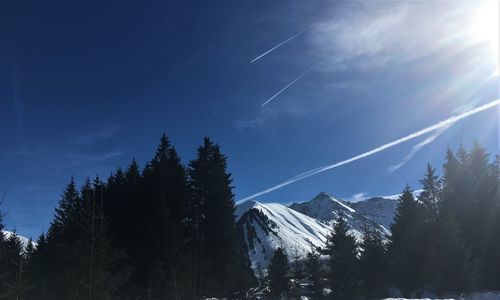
[[289, 192, 391, 234], [350, 197, 399, 230], [236, 200, 332, 273], [236, 192, 398, 273], [2, 230, 36, 250]]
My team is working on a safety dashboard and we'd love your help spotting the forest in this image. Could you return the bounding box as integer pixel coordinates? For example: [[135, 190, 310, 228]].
[[1, 135, 499, 299]]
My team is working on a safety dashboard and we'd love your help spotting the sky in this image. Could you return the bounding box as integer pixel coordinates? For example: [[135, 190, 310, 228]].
[[0, 0, 498, 239]]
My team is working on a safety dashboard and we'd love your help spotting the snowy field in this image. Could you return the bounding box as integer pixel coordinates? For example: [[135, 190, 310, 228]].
[[382, 291, 500, 300]]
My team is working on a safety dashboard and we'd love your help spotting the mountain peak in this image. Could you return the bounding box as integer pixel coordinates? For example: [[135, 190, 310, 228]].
[[235, 199, 261, 221]]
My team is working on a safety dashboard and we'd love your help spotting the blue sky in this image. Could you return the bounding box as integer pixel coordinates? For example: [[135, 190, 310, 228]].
[[1, 0, 498, 239]]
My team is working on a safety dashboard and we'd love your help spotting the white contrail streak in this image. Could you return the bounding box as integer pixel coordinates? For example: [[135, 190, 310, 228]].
[[238, 99, 500, 203], [261, 68, 311, 107], [250, 28, 309, 63], [388, 124, 451, 172]]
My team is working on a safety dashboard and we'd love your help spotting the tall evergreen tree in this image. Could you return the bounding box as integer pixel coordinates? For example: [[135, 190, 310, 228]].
[[326, 214, 358, 300], [32, 178, 129, 300], [188, 137, 255, 297], [304, 246, 322, 299], [268, 248, 289, 298], [429, 214, 471, 294], [388, 186, 424, 296], [419, 164, 440, 223], [139, 135, 190, 299], [359, 226, 387, 298]]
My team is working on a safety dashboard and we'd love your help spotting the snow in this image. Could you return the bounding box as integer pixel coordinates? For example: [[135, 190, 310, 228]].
[[235, 199, 258, 221], [350, 197, 398, 230], [2, 230, 36, 251], [382, 291, 500, 300], [237, 201, 332, 272], [327, 194, 356, 213], [289, 192, 390, 235]]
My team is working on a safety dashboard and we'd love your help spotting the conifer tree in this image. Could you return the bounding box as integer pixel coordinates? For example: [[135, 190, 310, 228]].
[[359, 226, 387, 298], [0, 231, 27, 299], [26, 233, 49, 300], [33, 178, 129, 300], [188, 137, 255, 297], [388, 186, 424, 296], [304, 246, 322, 299], [0, 206, 8, 290], [139, 135, 190, 299], [419, 164, 440, 223], [268, 248, 289, 298], [430, 214, 471, 294], [326, 214, 358, 299]]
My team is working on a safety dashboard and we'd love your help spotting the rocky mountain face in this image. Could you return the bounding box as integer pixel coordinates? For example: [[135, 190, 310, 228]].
[[236, 192, 398, 273]]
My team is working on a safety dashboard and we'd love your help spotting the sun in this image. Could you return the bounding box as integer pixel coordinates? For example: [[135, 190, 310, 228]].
[[470, 1, 499, 56]]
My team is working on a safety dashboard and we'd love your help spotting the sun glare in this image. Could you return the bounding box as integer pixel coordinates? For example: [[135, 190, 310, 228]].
[[471, 1, 499, 57]]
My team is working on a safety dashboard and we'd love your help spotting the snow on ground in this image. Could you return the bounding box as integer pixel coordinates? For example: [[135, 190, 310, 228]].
[[382, 291, 500, 300]]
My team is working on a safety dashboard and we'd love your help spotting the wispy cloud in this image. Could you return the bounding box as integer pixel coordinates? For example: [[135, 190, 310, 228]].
[[68, 125, 122, 146], [238, 99, 500, 202], [251, 28, 309, 63], [347, 192, 368, 203], [306, 1, 485, 72]]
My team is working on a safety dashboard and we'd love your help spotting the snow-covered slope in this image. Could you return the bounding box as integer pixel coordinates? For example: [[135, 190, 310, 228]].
[[236, 192, 399, 273], [289, 192, 390, 234], [2, 230, 36, 250], [350, 197, 398, 230], [237, 200, 332, 273]]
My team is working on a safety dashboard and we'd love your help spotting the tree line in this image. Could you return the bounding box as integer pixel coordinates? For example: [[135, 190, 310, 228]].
[[1, 138, 498, 299], [0, 135, 256, 299], [265, 142, 500, 299]]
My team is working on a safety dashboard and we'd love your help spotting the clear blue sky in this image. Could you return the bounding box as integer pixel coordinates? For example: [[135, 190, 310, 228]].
[[1, 0, 498, 239]]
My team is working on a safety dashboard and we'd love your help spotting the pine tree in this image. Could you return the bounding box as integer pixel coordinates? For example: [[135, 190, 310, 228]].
[[34, 178, 129, 300], [0, 206, 8, 291], [430, 214, 471, 294], [188, 137, 256, 297], [304, 246, 322, 299], [388, 186, 424, 296], [26, 233, 49, 300], [0, 231, 27, 299], [359, 226, 387, 298], [139, 135, 190, 299], [326, 214, 358, 299], [291, 248, 303, 280], [419, 164, 440, 223], [268, 248, 289, 298]]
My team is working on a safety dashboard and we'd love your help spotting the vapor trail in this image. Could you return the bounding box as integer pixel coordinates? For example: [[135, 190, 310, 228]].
[[261, 68, 311, 107], [250, 28, 309, 63], [238, 99, 500, 202], [388, 124, 451, 172]]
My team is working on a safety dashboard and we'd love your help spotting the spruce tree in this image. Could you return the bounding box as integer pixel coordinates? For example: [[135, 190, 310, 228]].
[[268, 248, 289, 298], [388, 186, 424, 296], [304, 246, 322, 299], [35, 178, 129, 300], [26, 233, 49, 300], [430, 214, 471, 294], [188, 137, 255, 297], [419, 164, 440, 223], [326, 214, 358, 299], [359, 226, 387, 298], [0, 231, 26, 299], [139, 135, 190, 299]]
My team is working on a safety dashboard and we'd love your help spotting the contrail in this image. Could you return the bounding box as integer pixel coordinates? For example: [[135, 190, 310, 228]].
[[250, 28, 309, 63], [388, 124, 451, 172], [238, 99, 500, 203], [261, 68, 312, 107]]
